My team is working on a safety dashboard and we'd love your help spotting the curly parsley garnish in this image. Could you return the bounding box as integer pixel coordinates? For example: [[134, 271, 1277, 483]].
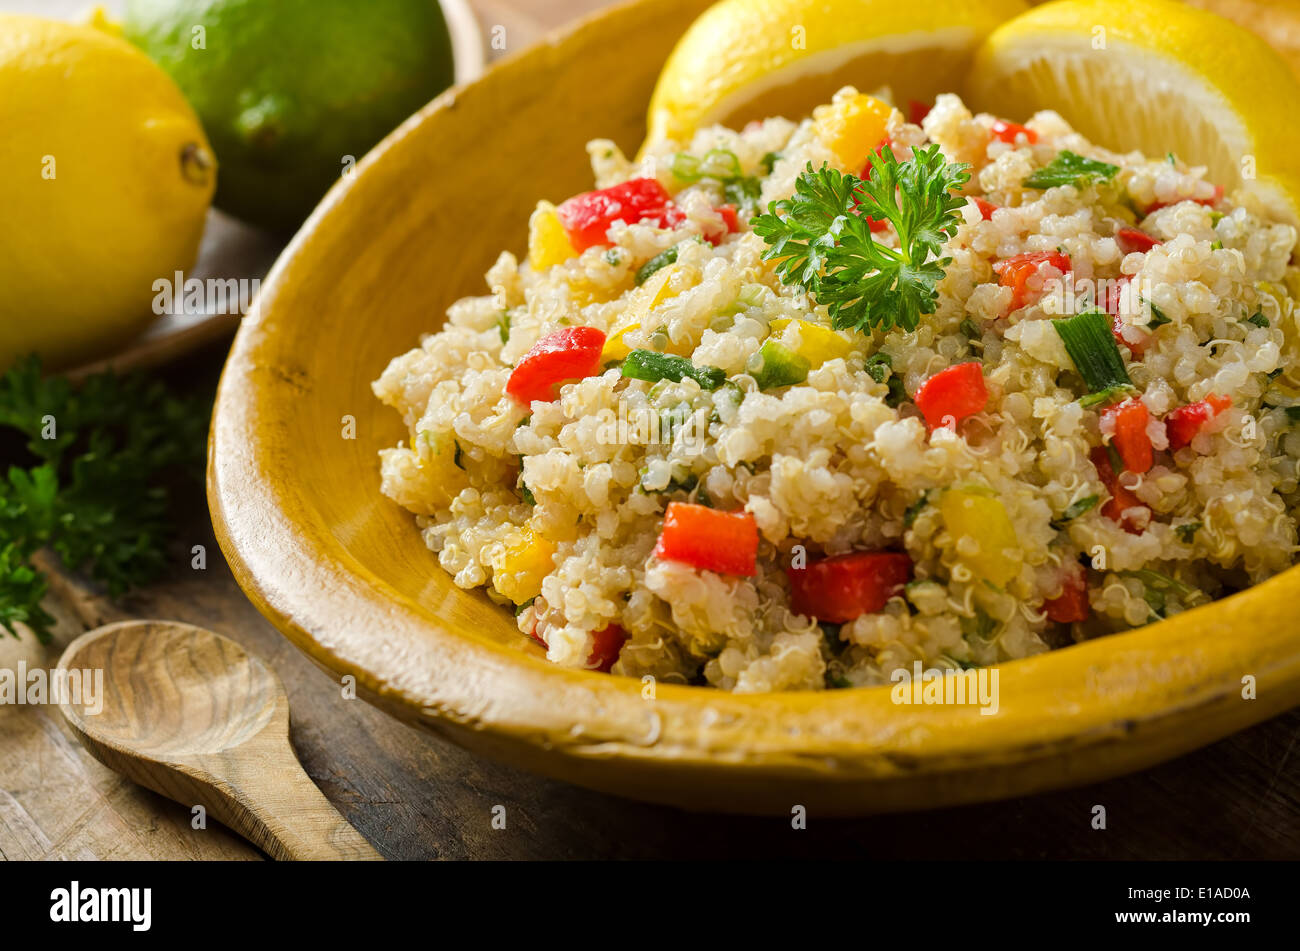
[[1023, 151, 1119, 190], [0, 357, 208, 641], [752, 145, 971, 334]]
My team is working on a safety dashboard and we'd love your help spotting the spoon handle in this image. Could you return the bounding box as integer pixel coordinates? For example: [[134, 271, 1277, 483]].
[[212, 757, 384, 861]]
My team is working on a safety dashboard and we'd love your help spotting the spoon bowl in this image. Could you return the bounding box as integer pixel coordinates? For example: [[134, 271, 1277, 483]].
[[59, 620, 381, 861]]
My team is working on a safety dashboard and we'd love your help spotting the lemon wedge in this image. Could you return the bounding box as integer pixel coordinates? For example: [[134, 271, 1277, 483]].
[[970, 0, 1300, 223], [644, 0, 1029, 148]]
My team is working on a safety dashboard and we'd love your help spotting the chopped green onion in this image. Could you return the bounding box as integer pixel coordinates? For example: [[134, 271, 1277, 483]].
[[1024, 151, 1120, 190], [1210, 240, 1223, 251], [864, 351, 892, 383], [760, 151, 780, 175], [1079, 384, 1136, 409], [1052, 310, 1133, 394], [748, 339, 810, 390], [519, 481, 536, 506], [636, 245, 679, 286], [497, 311, 511, 344], [622, 349, 725, 390], [1051, 495, 1099, 530], [1245, 312, 1269, 328], [453, 441, 465, 470], [671, 148, 742, 183], [959, 317, 981, 339], [1174, 522, 1201, 543]]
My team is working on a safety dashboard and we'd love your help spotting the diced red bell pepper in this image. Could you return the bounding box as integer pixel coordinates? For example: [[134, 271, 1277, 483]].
[[586, 624, 628, 673], [1102, 398, 1154, 474], [990, 118, 1038, 144], [1090, 447, 1148, 534], [1165, 394, 1231, 451], [1103, 275, 1150, 357], [1116, 227, 1160, 255], [970, 196, 998, 220], [526, 618, 626, 673], [908, 99, 931, 126], [654, 502, 758, 576], [556, 178, 678, 252], [913, 361, 988, 430], [992, 250, 1071, 312], [1044, 564, 1089, 623], [703, 203, 741, 245], [1147, 183, 1223, 214], [506, 326, 607, 405], [786, 551, 913, 624]]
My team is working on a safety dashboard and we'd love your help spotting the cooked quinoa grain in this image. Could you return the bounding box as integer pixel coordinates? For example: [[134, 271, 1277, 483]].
[[374, 88, 1300, 692]]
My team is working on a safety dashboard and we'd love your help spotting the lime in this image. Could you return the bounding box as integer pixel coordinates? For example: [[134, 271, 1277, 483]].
[[122, 0, 455, 232]]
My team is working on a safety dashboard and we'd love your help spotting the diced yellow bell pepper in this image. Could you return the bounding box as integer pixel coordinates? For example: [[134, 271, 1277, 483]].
[[493, 525, 557, 605], [528, 200, 576, 271], [605, 264, 698, 359], [813, 93, 895, 169], [940, 489, 1021, 587], [413, 429, 471, 508], [769, 318, 856, 368], [602, 322, 639, 362]]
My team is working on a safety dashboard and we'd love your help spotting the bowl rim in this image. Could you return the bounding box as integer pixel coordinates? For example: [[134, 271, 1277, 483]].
[[208, 0, 1300, 808]]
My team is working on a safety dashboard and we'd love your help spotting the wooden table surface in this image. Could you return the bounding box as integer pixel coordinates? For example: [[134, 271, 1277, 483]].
[[2, 0, 1299, 862]]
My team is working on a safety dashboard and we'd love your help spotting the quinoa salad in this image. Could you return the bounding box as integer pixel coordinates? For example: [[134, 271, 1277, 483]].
[[373, 88, 1300, 692]]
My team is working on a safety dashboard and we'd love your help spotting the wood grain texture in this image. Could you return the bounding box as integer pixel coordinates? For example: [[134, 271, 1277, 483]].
[[57, 622, 380, 860], [4, 0, 1300, 859]]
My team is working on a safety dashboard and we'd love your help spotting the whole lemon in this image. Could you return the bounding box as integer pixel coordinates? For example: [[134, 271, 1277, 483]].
[[0, 14, 216, 372], [123, 0, 455, 232]]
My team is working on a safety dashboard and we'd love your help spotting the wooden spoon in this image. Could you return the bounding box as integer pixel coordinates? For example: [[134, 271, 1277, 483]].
[[57, 620, 382, 861]]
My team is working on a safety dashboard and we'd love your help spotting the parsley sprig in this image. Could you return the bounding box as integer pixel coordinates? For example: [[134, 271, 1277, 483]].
[[0, 357, 209, 641], [752, 145, 971, 334]]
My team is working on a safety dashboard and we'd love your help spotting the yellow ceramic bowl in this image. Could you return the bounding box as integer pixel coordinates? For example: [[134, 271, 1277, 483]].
[[209, 0, 1300, 815]]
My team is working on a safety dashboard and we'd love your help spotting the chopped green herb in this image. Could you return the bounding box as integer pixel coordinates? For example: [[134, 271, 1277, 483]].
[[514, 598, 535, 617], [723, 176, 762, 213], [760, 151, 781, 175], [1052, 310, 1133, 394], [1174, 522, 1202, 543], [827, 674, 854, 689], [960, 608, 998, 641], [959, 317, 981, 339], [1209, 211, 1225, 225], [1245, 312, 1270, 328], [749, 339, 811, 389], [903, 490, 930, 529], [885, 376, 907, 408], [622, 349, 726, 390], [603, 248, 623, 266], [752, 146, 971, 334], [1023, 151, 1120, 190], [664, 472, 699, 495], [636, 245, 680, 286], [1139, 297, 1172, 328], [1210, 240, 1223, 251], [519, 480, 536, 506], [1166, 151, 1178, 166], [1051, 494, 1099, 530], [453, 441, 465, 470], [497, 311, 511, 345]]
